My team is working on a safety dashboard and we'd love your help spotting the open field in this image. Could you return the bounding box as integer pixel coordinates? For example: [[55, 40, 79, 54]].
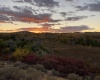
[[0, 32, 100, 80]]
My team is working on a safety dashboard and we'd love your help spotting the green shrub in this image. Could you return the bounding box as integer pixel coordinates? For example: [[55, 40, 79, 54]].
[[33, 64, 47, 73], [84, 76, 91, 80], [52, 69, 59, 77]]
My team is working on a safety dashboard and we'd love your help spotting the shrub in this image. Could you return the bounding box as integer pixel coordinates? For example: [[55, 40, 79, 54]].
[[52, 69, 59, 77], [33, 64, 47, 73], [94, 75, 100, 80], [0, 66, 45, 80], [12, 48, 30, 61], [26, 67, 45, 79], [22, 53, 39, 64], [43, 74, 67, 80], [14, 61, 28, 69], [42, 55, 90, 76], [43, 58, 59, 70], [84, 76, 91, 80], [32, 42, 50, 56], [0, 66, 26, 80], [67, 73, 83, 80]]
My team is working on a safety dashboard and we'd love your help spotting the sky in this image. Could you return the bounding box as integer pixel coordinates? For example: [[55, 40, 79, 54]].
[[0, 0, 100, 33]]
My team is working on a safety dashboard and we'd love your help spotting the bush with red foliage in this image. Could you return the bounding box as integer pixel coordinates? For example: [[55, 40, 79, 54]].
[[43, 58, 59, 70], [22, 53, 39, 64], [42, 55, 95, 76], [22, 54, 100, 77]]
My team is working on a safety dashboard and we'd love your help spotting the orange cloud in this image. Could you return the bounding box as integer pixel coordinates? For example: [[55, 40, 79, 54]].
[[0, 20, 6, 23], [20, 17, 51, 23], [18, 27, 51, 33]]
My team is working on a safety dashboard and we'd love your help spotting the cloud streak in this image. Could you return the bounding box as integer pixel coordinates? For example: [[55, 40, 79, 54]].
[[0, 14, 10, 23], [34, 0, 59, 8], [76, 2, 100, 12], [65, 0, 73, 1], [66, 16, 88, 21], [12, 0, 59, 8], [60, 25, 93, 32], [16, 25, 93, 33]]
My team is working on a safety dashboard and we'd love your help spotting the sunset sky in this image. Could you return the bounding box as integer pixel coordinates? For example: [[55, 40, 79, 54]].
[[0, 0, 100, 33]]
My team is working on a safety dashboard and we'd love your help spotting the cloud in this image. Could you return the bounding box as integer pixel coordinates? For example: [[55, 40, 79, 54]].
[[0, 25, 93, 33], [0, 29, 17, 33], [0, 6, 34, 22], [91, 15, 95, 17], [19, 13, 52, 23], [0, 20, 6, 23], [41, 23, 60, 27], [17, 26, 51, 33], [60, 11, 75, 18], [0, 14, 13, 23], [12, 0, 23, 3], [60, 12, 67, 17], [16, 25, 93, 33], [12, 0, 59, 8], [0, 6, 61, 23], [76, 2, 100, 12], [0, 14, 10, 22], [42, 23, 56, 27], [76, 5, 88, 11], [60, 25, 93, 32], [88, 2, 100, 11], [49, 19, 61, 23], [24, 0, 32, 3], [66, 16, 88, 21], [34, 0, 59, 8], [13, 6, 23, 10], [65, 0, 73, 1], [0, 6, 62, 23]]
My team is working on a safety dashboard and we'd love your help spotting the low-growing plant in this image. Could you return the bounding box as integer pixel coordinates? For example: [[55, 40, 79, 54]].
[[67, 73, 83, 80], [43, 55, 89, 76], [52, 69, 59, 77], [22, 53, 39, 64], [33, 64, 47, 73], [84, 76, 91, 80], [14, 61, 28, 69], [94, 75, 100, 80], [0, 66, 45, 80]]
